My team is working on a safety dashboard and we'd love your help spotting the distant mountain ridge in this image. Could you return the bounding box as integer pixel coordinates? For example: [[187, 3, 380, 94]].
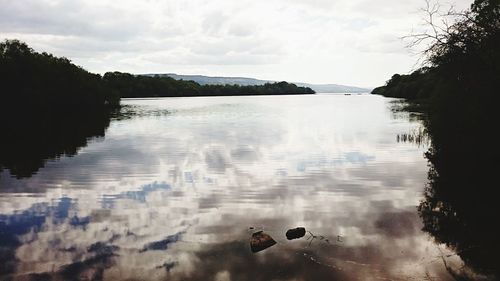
[[145, 73, 370, 93]]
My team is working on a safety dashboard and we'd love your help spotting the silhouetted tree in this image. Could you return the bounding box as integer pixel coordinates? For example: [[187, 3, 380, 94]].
[[0, 39, 120, 112], [372, 0, 500, 104]]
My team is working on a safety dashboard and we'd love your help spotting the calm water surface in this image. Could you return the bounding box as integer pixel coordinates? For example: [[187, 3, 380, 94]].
[[0, 95, 465, 280]]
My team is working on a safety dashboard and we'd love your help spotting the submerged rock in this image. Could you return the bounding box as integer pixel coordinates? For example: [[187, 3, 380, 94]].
[[286, 227, 306, 240], [250, 231, 277, 253]]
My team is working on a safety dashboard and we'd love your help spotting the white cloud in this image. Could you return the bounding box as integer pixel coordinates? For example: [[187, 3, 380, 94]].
[[0, 0, 474, 87]]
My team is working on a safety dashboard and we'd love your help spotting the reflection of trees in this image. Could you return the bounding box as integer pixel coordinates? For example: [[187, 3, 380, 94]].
[[417, 106, 499, 279], [0, 110, 113, 178]]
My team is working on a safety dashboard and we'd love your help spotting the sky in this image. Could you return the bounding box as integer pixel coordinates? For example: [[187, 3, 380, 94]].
[[0, 0, 472, 87]]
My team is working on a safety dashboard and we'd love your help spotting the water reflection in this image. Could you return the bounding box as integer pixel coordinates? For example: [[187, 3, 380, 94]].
[[415, 101, 500, 280], [0, 110, 113, 179], [0, 95, 463, 280]]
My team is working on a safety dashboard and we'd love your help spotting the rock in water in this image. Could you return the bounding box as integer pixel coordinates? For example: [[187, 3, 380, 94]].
[[286, 227, 306, 240], [250, 231, 277, 253]]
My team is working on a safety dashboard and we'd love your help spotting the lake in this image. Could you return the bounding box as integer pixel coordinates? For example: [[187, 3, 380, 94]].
[[0, 94, 468, 280]]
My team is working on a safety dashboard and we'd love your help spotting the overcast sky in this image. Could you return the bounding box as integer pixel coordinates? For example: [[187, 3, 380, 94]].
[[0, 0, 472, 87]]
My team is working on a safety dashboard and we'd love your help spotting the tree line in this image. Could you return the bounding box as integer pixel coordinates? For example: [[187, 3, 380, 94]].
[[0, 39, 314, 115], [103, 72, 314, 98]]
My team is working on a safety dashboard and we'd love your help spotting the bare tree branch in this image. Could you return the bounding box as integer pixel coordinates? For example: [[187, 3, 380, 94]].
[[402, 0, 465, 66]]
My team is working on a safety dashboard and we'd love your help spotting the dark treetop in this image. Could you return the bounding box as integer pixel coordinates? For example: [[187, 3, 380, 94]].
[[372, 0, 500, 106], [0, 40, 120, 112]]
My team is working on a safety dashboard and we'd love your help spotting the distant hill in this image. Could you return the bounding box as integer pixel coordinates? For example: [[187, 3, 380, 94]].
[[144, 73, 370, 93], [293, 82, 370, 93]]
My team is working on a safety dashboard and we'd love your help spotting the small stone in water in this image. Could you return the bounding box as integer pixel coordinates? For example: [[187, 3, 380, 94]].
[[250, 231, 277, 253], [286, 227, 306, 240]]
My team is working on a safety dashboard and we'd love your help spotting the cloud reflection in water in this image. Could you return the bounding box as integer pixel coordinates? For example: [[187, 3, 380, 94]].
[[0, 95, 463, 280]]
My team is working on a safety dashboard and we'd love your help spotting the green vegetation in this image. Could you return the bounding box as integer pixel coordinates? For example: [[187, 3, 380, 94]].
[[0, 40, 120, 112], [103, 71, 314, 98], [372, 0, 499, 110], [0, 39, 313, 111]]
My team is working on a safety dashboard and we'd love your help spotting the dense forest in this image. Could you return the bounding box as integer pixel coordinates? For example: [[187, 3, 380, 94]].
[[0, 40, 120, 112], [103, 72, 315, 98], [375, 0, 500, 278]]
